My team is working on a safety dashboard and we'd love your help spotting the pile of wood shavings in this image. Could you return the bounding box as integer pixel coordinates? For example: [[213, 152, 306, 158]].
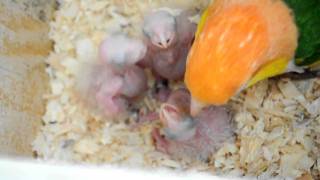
[[221, 79, 320, 178], [32, 0, 320, 179]]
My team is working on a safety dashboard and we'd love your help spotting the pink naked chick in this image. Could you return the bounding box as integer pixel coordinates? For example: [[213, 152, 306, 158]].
[[79, 34, 148, 118], [142, 9, 196, 81], [94, 65, 147, 118], [141, 9, 196, 102], [152, 88, 235, 161]]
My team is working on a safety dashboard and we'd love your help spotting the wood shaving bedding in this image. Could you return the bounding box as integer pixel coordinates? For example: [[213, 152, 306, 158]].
[[33, 0, 320, 179]]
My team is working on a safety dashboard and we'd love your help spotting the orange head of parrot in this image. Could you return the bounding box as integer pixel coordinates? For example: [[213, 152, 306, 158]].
[[185, 0, 298, 115]]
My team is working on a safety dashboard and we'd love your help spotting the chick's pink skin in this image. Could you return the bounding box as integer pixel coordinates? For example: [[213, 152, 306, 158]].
[[99, 33, 147, 67], [152, 89, 234, 160], [160, 88, 191, 130], [92, 64, 148, 118], [121, 65, 148, 98], [95, 92, 128, 117], [88, 65, 127, 117], [143, 10, 177, 49], [142, 10, 197, 81], [89, 33, 149, 118]]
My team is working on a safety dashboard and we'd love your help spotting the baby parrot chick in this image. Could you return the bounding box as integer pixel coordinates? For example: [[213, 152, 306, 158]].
[[152, 88, 234, 161], [142, 9, 197, 81], [92, 65, 129, 117], [78, 34, 148, 118], [79, 63, 147, 118]]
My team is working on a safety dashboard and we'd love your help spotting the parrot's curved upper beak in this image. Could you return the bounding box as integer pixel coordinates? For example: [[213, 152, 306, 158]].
[[160, 40, 169, 49], [158, 35, 172, 49]]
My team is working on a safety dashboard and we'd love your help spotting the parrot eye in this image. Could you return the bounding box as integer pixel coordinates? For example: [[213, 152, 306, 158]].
[[158, 42, 163, 46]]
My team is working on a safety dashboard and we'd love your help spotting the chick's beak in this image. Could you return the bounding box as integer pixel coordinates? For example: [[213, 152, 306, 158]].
[[159, 103, 181, 129], [160, 37, 169, 49], [160, 103, 196, 141]]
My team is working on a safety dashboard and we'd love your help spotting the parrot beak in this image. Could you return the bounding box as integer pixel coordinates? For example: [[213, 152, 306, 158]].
[[158, 32, 173, 49], [159, 103, 181, 129], [160, 103, 196, 141], [160, 39, 169, 49], [190, 98, 206, 117]]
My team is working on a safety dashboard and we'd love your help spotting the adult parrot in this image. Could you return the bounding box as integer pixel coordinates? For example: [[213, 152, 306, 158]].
[[185, 0, 320, 115]]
